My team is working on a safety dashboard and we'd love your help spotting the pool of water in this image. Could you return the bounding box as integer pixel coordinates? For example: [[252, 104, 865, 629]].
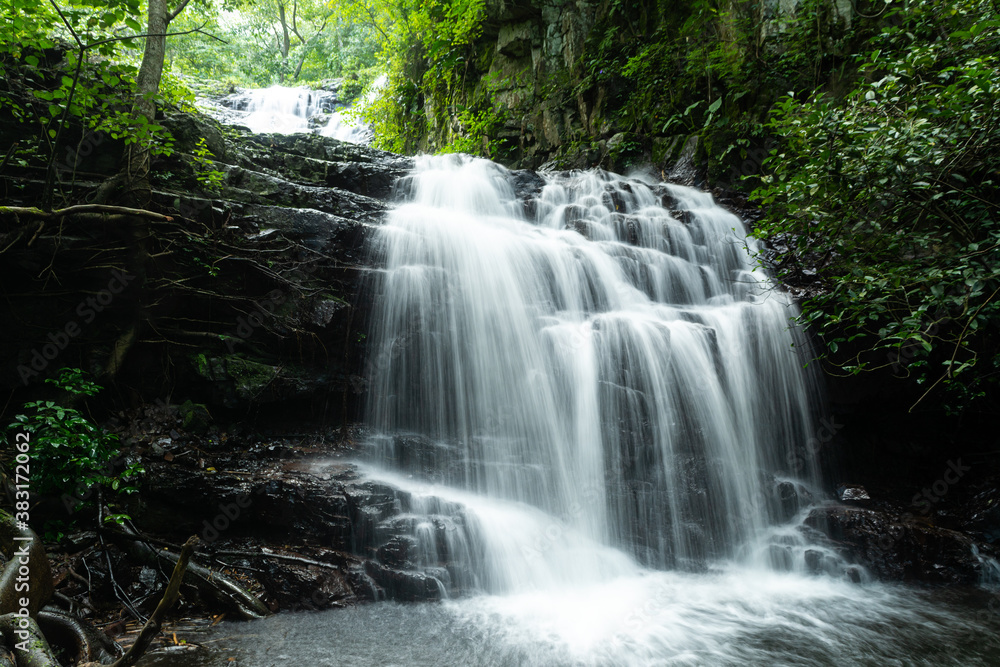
[[151, 568, 1000, 667]]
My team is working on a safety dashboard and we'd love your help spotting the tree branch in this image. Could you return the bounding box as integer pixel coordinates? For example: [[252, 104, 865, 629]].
[[86, 24, 230, 50], [0, 204, 173, 222], [48, 0, 83, 48], [108, 536, 199, 667], [167, 0, 194, 22]]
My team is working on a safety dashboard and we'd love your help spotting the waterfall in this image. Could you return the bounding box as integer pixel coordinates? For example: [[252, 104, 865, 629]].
[[319, 74, 386, 143], [364, 154, 821, 593], [201, 83, 375, 141], [239, 86, 328, 135]]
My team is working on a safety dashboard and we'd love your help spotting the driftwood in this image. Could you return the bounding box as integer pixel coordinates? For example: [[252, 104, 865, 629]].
[[107, 536, 197, 667], [102, 526, 270, 620], [0, 204, 173, 223]]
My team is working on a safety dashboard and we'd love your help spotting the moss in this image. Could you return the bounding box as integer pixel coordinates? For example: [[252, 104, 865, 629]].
[[226, 357, 280, 399], [179, 399, 212, 433], [191, 353, 211, 378]]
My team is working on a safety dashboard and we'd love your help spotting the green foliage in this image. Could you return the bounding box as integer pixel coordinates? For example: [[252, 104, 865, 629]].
[[0, 0, 184, 201], [167, 0, 380, 88], [752, 0, 1000, 413], [191, 137, 225, 192], [348, 0, 488, 153], [7, 368, 144, 515]]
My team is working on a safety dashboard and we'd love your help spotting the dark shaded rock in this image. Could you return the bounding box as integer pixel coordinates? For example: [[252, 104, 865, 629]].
[[804, 549, 823, 573], [377, 536, 418, 569], [363, 561, 443, 602], [179, 400, 212, 433], [667, 135, 704, 187], [258, 553, 354, 611], [137, 460, 354, 546], [805, 505, 998, 585], [774, 480, 804, 521]]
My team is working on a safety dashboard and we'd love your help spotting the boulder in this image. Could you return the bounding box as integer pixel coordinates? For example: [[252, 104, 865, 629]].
[[805, 505, 998, 585]]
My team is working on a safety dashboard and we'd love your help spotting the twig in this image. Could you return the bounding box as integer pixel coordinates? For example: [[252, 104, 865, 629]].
[[53, 590, 98, 614], [215, 549, 341, 571]]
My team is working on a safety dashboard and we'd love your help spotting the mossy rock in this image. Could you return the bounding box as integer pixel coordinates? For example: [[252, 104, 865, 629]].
[[179, 400, 212, 433]]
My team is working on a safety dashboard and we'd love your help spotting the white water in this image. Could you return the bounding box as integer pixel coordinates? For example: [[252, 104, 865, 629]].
[[319, 75, 386, 143], [366, 154, 820, 578], [202, 81, 379, 141], [238, 85, 327, 135], [199, 154, 1000, 666]]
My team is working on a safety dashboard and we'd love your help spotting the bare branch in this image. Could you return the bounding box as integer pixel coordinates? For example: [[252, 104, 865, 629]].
[[0, 204, 174, 222], [48, 0, 83, 48]]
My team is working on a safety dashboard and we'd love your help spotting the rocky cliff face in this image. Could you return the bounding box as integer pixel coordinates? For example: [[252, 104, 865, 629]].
[[1, 110, 411, 425], [420, 0, 855, 173]]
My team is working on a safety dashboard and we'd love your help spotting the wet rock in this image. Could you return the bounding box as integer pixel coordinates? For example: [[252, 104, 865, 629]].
[[836, 484, 871, 502], [667, 135, 704, 187], [363, 561, 442, 602], [805, 505, 998, 585], [137, 461, 353, 546], [376, 536, 418, 569], [804, 549, 823, 573], [774, 481, 803, 521], [260, 557, 354, 611], [127, 566, 164, 610]]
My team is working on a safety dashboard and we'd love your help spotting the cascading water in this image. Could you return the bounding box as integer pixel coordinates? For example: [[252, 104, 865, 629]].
[[239, 86, 329, 135], [213, 155, 1000, 667], [364, 154, 821, 587], [198, 83, 376, 141], [319, 75, 386, 144]]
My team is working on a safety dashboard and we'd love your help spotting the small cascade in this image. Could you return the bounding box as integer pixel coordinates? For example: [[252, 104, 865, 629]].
[[198, 81, 378, 142], [363, 154, 826, 592], [238, 85, 331, 134], [973, 544, 1000, 590], [319, 75, 386, 143]]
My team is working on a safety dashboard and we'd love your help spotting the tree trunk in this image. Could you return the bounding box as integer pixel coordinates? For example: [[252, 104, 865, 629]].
[[278, 2, 291, 81], [123, 0, 168, 209]]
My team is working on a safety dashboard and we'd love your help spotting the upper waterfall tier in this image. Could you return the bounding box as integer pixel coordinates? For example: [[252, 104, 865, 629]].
[[365, 155, 821, 573], [197, 84, 374, 142]]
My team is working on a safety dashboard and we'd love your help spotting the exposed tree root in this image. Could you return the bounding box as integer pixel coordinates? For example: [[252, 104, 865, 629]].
[[37, 609, 121, 665], [0, 615, 59, 667], [0, 512, 53, 617]]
